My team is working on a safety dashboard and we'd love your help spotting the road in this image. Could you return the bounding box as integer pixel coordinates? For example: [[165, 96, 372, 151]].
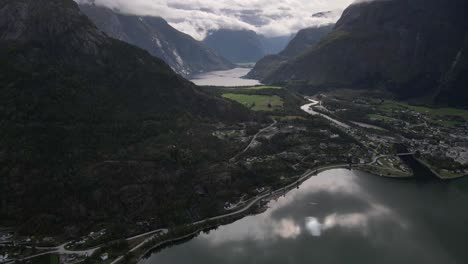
[[125, 229, 168, 241], [18, 228, 169, 264], [20, 163, 360, 264], [194, 164, 350, 226], [230, 118, 277, 162], [369, 155, 389, 165], [20, 243, 100, 262], [301, 99, 350, 129], [108, 98, 418, 263], [15, 98, 395, 264]]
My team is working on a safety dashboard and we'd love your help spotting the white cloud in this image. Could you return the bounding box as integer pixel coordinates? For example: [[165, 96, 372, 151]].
[[76, 0, 355, 40]]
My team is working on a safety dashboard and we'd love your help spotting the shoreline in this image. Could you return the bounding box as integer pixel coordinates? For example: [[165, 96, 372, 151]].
[[415, 157, 467, 180], [7, 163, 428, 264], [125, 164, 416, 264], [9, 161, 420, 264], [13, 97, 466, 263]]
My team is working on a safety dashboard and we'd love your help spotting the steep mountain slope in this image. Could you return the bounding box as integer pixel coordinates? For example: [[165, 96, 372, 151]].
[[435, 35, 468, 106], [0, 0, 249, 234], [265, 0, 468, 107], [79, 4, 234, 77], [261, 35, 293, 56], [203, 29, 291, 63], [247, 25, 334, 80]]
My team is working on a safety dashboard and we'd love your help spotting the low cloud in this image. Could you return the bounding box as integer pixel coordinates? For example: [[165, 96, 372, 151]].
[[76, 0, 355, 40]]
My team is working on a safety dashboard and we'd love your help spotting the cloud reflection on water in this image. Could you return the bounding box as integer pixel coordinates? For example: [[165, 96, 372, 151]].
[[305, 217, 322, 237], [201, 170, 403, 245], [143, 169, 468, 264], [305, 203, 402, 237]]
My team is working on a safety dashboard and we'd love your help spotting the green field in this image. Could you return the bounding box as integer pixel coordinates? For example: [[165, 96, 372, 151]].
[[222, 93, 284, 111], [377, 100, 468, 127], [243, 86, 283, 90]]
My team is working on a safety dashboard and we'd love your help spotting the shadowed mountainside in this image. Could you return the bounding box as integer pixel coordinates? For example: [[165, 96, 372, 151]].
[[78, 3, 234, 77], [247, 24, 334, 80], [264, 0, 468, 107], [0, 0, 251, 235]]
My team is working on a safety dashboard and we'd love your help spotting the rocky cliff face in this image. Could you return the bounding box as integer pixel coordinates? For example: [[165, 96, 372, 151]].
[[247, 25, 334, 80], [435, 35, 468, 106], [265, 0, 468, 107], [280, 25, 334, 58], [79, 4, 234, 77], [0, 0, 106, 55]]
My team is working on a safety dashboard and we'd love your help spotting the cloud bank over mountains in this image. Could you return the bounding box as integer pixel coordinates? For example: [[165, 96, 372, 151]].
[[76, 0, 355, 40]]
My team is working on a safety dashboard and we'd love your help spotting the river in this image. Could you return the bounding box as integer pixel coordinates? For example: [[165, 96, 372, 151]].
[[301, 99, 351, 129], [190, 68, 261, 87], [139, 169, 468, 264]]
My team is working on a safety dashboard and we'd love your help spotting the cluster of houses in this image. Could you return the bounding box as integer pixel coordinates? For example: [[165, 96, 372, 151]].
[[75, 229, 107, 246]]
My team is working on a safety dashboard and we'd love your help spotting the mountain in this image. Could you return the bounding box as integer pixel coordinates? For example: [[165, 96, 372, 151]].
[[78, 3, 234, 77], [263, 0, 468, 107], [202, 29, 291, 63], [279, 25, 335, 58], [247, 24, 334, 80], [436, 35, 468, 106], [261, 35, 293, 56], [0, 0, 249, 234]]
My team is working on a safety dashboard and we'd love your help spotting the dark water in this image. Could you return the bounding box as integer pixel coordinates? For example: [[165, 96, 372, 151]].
[[140, 169, 468, 264]]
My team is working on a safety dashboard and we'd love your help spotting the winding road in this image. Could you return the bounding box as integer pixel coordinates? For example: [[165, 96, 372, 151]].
[[12, 98, 407, 264], [230, 118, 278, 162], [301, 99, 350, 129], [15, 228, 169, 263]]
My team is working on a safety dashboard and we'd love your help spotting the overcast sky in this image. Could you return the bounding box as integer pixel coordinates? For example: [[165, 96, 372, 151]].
[[77, 0, 356, 40]]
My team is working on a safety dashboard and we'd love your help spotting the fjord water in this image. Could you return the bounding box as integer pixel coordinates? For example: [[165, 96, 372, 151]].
[[141, 169, 468, 264], [190, 68, 261, 86]]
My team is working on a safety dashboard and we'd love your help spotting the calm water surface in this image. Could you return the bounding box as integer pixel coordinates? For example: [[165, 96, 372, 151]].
[[190, 68, 261, 87], [140, 169, 468, 264]]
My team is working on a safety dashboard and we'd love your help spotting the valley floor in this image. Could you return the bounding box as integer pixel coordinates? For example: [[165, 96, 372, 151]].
[[2, 87, 467, 264]]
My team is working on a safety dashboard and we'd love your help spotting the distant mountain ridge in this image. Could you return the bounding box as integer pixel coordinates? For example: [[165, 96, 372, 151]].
[[203, 29, 292, 63], [264, 0, 468, 107], [79, 4, 234, 77], [247, 24, 334, 80]]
